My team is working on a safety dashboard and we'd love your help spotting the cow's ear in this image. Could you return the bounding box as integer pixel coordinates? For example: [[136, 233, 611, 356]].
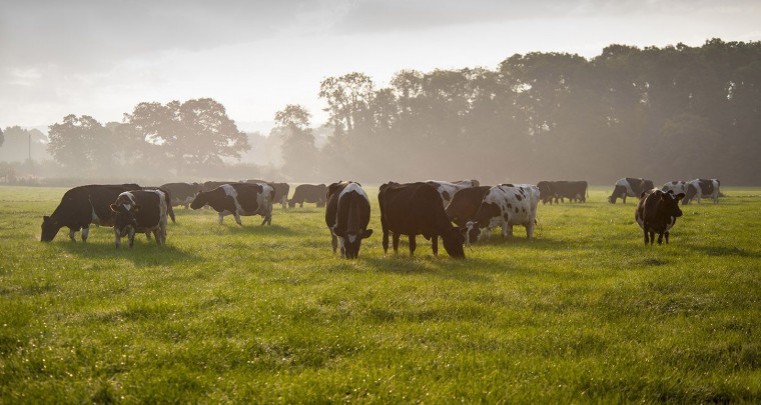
[[110, 204, 121, 213], [362, 229, 373, 239], [133, 204, 141, 212], [675, 193, 685, 201]]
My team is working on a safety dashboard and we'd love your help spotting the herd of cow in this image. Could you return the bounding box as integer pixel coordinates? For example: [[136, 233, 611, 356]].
[[39, 176, 722, 256]]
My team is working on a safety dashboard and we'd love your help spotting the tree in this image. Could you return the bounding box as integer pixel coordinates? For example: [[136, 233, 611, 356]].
[[274, 104, 319, 180], [124, 98, 250, 174], [47, 115, 107, 173]]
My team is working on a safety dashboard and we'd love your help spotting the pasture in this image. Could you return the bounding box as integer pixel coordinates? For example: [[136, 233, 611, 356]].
[[1, 185, 759, 402]]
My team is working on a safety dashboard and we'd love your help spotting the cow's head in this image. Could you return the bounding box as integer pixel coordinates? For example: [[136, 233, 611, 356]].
[[288, 199, 297, 208], [335, 228, 373, 259], [464, 221, 482, 246], [442, 226, 465, 259], [190, 191, 207, 210], [662, 191, 685, 218], [110, 203, 139, 238], [40, 215, 61, 242]]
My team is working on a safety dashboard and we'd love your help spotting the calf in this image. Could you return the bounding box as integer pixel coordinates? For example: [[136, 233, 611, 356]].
[[289, 184, 327, 208], [682, 178, 720, 205], [325, 181, 373, 258], [190, 183, 273, 225], [426, 179, 480, 208], [445, 186, 491, 227], [160, 182, 201, 209], [465, 184, 540, 244], [110, 189, 169, 248], [41, 184, 141, 242], [635, 189, 685, 245], [247, 180, 290, 209], [608, 177, 654, 204], [378, 182, 465, 258]]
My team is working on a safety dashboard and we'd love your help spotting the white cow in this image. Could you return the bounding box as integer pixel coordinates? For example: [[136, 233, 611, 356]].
[[464, 183, 540, 244]]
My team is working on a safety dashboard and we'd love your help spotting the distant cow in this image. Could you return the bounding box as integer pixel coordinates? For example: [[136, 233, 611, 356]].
[[445, 186, 491, 227], [635, 189, 685, 245], [160, 182, 201, 209], [289, 184, 327, 208], [661, 180, 689, 196], [190, 183, 273, 225], [41, 183, 141, 242], [537, 181, 588, 204], [246, 180, 290, 209], [682, 178, 720, 205], [426, 180, 480, 207], [110, 189, 169, 248], [465, 184, 540, 244], [608, 178, 654, 204], [325, 181, 372, 258], [378, 182, 465, 258], [202, 181, 239, 192]]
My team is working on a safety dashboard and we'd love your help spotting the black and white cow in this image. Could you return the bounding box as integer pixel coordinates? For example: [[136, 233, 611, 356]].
[[190, 183, 273, 225], [682, 178, 721, 205], [160, 182, 201, 209], [425, 179, 480, 208], [110, 189, 169, 248], [465, 184, 540, 244], [537, 180, 588, 204], [289, 184, 328, 208], [378, 182, 465, 258], [246, 180, 290, 209], [325, 181, 372, 259], [635, 189, 685, 245], [608, 178, 655, 204], [41, 184, 141, 242], [661, 180, 689, 196]]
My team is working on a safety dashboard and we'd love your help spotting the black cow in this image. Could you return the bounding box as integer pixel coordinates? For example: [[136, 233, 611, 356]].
[[190, 183, 273, 225], [289, 184, 327, 208], [325, 181, 373, 258], [110, 189, 169, 248], [378, 182, 465, 258], [160, 182, 201, 209], [635, 189, 685, 245], [41, 184, 141, 242], [445, 186, 491, 227], [537, 181, 588, 204], [608, 177, 655, 204], [246, 180, 290, 209]]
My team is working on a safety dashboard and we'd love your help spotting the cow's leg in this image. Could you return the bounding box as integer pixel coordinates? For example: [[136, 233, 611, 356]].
[[218, 213, 225, 225], [81, 226, 89, 242], [233, 211, 243, 226], [506, 225, 514, 237], [408, 235, 417, 256], [392, 233, 400, 254], [382, 230, 389, 254], [526, 222, 535, 239], [657, 232, 664, 245], [114, 228, 121, 248], [338, 236, 345, 258], [431, 235, 438, 256], [69, 228, 76, 242], [145, 232, 152, 240], [300, 202, 304, 208], [153, 229, 161, 245], [128, 229, 135, 248], [649, 231, 655, 245], [665, 231, 670, 244], [622, 195, 627, 204], [331, 233, 338, 254], [484, 227, 491, 241]]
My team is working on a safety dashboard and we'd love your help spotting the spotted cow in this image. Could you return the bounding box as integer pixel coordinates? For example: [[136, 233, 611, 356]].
[[190, 183, 273, 225], [608, 178, 655, 204], [110, 189, 169, 248], [325, 181, 372, 259], [465, 184, 540, 244], [682, 178, 721, 205]]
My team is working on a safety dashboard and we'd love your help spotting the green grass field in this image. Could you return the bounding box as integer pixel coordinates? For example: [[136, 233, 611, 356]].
[[1, 186, 759, 403]]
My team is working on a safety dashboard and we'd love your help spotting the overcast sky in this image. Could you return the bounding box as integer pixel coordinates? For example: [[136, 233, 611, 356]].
[[2, 0, 760, 133]]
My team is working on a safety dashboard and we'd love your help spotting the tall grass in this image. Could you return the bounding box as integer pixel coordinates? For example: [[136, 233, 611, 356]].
[[0, 186, 759, 402]]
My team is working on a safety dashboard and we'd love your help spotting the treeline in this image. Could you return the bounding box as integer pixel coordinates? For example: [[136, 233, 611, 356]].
[[285, 38, 760, 185], [2, 38, 759, 185]]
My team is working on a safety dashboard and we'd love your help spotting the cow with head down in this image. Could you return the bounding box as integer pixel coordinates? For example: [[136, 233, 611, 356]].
[[191, 183, 273, 226], [465, 184, 540, 244], [325, 181, 373, 259], [110, 189, 169, 248], [608, 177, 654, 204], [682, 178, 721, 205], [635, 189, 685, 245]]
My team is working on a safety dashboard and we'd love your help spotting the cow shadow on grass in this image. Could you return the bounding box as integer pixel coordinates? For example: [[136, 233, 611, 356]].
[[362, 256, 495, 283], [225, 224, 298, 236], [55, 239, 202, 266], [686, 245, 761, 258], [468, 235, 570, 251]]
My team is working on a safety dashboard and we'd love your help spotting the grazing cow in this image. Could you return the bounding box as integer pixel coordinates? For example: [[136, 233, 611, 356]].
[[325, 181, 372, 258], [246, 180, 290, 209], [190, 183, 273, 225], [289, 184, 327, 208], [635, 189, 685, 245], [41, 184, 141, 242], [445, 186, 491, 227], [608, 178, 655, 204], [682, 178, 721, 205], [160, 182, 201, 209], [465, 184, 540, 244], [202, 181, 239, 192], [537, 181, 588, 204], [661, 180, 689, 196], [425, 179, 480, 208], [378, 182, 465, 258], [110, 189, 169, 248]]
